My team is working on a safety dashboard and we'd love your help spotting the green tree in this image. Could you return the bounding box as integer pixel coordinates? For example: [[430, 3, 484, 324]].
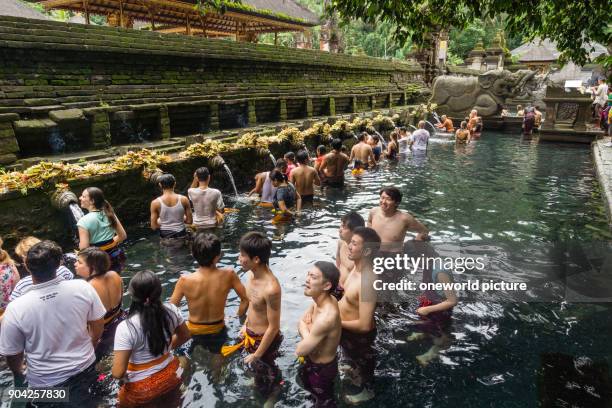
[[328, 0, 610, 65]]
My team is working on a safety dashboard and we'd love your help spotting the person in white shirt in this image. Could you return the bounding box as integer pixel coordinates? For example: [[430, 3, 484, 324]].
[[10, 236, 74, 302], [0, 241, 105, 403], [410, 121, 430, 152], [112, 270, 191, 407], [593, 78, 609, 126], [188, 167, 225, 229]]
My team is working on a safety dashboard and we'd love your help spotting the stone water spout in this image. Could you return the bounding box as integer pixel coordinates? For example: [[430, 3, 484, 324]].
[[50, 190, 84, 225], [258, 148, 277, 167], [210, 156, 239, 197]]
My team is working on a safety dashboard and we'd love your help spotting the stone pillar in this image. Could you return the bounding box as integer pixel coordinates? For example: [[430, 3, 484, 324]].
[[0, 113, 19, 165], [388, 93, 393, 108], [159, 105, 170, 139], [85, 108, 111, 149], [248, 100, 257, 126], [371, 95, 376, 110], [351, 96, 358, 113], [279, 99, 287, 121], [403, 91, 408, 106], [329, 97, 336, 116], [306, 98, 313, 118], [210, 103, 220, 131]]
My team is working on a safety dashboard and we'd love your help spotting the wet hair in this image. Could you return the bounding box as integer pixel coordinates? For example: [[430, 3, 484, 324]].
[[157, 173, 176, 190], [340, 146, 348, 153], [314, 261, 341, 300], [78, 246, 111, 281], [15, 236, 41, 262], [441, 115, 447, 119], [284, 152, 295, 162], [380, 186, 402, 203], [354, 159, 363, 168], [517, 104, 523, 110], [195, 167, 210, 182], [85, 187, 118, 228], [331, 138, 342, 151], [296, 150, 309, 165], [192, 232, 221, 267], [351, 227, 381, 259], [0, 237, 14, 265], [239, 231, 271, 265], [358, 132, 368, 142], [341, 211, 365, 231], [127, 271, 173, 357], [399, 126, 407, 132], [460, 121, 467, 129], [390, 132, 398, 142], [275, 158, 287, 172], [372, 134, 380, 143], [418, 120, 426, 129], [316, 145, 326, 156], [26, 240, 62, 282], [270, 168, 288, 183]]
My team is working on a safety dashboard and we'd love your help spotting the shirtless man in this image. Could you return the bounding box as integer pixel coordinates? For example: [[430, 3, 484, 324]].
[[338, 227, 381, 404], [349, 132, 375, 168], [297, 261, 342, 407], [435, 115, 454, 132], [336, 212, 365, 286], [368, 186, 429, 254], [320, 138, 350, 188], [223, 232, 282, 403], [289, 150, 321, 204], [248, 159, 287, 207], [169, 232, 248, 354]]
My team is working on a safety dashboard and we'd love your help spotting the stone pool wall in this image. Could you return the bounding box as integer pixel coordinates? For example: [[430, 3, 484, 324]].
[[593, 137, 612, 225], [0, 15, 428, 164]]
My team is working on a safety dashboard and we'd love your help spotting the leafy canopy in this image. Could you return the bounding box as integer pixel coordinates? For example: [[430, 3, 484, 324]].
[[328, 0, 610, 65]]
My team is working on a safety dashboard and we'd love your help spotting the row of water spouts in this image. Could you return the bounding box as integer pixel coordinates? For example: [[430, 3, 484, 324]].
[[56, 112, 444, 231]]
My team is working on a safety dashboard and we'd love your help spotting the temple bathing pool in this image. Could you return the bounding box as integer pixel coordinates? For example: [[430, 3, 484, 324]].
[[3, 132, 611, 407]]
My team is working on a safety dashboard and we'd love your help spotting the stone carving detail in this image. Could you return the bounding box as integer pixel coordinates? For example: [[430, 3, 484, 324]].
[[430, 69, 538, 118], [556, 103, 579, 121]]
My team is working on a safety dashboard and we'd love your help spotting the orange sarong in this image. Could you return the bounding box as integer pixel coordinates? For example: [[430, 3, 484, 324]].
[[119, 355, 182, 407], [186, 320, 225, 336], [220, 329, 262, 357]]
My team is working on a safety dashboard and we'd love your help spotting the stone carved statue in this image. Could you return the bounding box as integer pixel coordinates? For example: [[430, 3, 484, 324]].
[[430, 70, 538, 117]]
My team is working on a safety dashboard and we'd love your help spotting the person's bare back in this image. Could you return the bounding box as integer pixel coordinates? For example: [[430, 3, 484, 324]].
[[321, 151, 349, 182], [290, 164, 320, 197], [170, 266, 246, 323], [350, 142, 374, 167]]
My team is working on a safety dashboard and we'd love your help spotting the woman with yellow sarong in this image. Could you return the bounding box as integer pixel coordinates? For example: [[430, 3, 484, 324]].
[[112, 271, 191, 407]]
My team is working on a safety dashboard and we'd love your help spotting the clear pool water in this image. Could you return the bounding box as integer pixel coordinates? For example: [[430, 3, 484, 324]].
[[3, 133, 612, 407]]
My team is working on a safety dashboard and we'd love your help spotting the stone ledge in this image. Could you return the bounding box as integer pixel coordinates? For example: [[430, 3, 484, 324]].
[[593, 137, 612, 225]]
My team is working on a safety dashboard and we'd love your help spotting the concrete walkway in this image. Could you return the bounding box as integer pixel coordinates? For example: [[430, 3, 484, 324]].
[[593, 137, 612, 225]]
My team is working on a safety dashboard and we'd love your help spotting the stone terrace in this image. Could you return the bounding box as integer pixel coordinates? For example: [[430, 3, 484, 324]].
[[0, 16, 428, 165]]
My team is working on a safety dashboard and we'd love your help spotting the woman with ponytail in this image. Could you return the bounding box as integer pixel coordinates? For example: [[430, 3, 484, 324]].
[[78, 187, 127, 271], [76, 247, 125, 358], [270, 169, 301, 222], [0, 237, 19, 316], [112, 270, 190, 407]]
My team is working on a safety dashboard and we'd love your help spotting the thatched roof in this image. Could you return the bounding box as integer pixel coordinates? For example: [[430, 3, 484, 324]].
[[511, 38, 607, 62], [244, 0, 319, 25], [0, 0, 49, 20], [32, 0, 319, 37]]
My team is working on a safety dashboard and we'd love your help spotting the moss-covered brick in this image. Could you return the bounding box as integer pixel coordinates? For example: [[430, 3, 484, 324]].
[[159, 105, 170, 140], [329, 97, 336, 116], [279, 99, 287, 121], [248, 100, 257, 126]]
